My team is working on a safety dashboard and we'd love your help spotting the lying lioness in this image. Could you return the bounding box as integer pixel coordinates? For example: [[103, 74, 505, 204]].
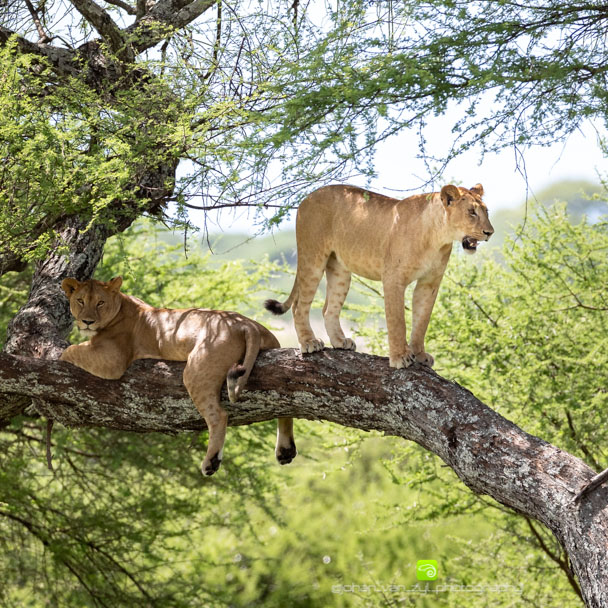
[[265, 184, 493, 368], [60, 277, 296, 476]]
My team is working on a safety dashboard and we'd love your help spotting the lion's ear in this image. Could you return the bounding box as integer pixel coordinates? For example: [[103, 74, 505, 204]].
[[470, 183, 484, 198], [440, 185, 461, 207], [107, 276, 123, 293], [61, 278, 81, 297]]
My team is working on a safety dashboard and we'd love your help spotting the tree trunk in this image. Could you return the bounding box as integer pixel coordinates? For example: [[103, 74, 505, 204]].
[[3, 218, 109, 359], [3, 151, 178, 360], [1, 3, 181, 358], [0, 347, 606, 607]]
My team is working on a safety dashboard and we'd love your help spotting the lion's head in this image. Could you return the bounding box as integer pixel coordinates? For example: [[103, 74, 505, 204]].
[[61, 277, 123, 335], [440, 184, 494, 254]]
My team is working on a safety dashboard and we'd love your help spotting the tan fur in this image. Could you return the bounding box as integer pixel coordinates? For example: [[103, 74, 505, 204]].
[[60, 277, 296, 475], [265, 183, 494, 368]]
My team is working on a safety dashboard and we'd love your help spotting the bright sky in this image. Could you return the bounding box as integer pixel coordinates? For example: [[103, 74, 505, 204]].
[[179, 0, 607, 235], [191, 118, 606, 235]]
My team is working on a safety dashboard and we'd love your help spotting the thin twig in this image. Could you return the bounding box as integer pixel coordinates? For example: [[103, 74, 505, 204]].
[[565, 409, 601, 471], [46, 418, 54, 471], [24, 0, 51, 43], [574, 467, 608, 503], [525, 517, 583, 601], [104, 0, 137, 15]]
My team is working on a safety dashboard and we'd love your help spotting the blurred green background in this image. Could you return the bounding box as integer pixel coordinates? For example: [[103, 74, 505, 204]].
[[2, 179, 606, 607]]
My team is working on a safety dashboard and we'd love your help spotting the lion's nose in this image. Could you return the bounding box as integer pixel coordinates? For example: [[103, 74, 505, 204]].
[[82, 319, 95, 326], [483, 229, 494, 238]]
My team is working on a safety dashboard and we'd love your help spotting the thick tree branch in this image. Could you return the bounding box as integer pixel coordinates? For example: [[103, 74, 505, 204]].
[[129, 0, 217, 52], [69, 0, 135, 61], [3, 219, 111, 359], [1, 1, 215, 73], [136, 0, 147, 19], [0, 347, 606, 606], [0, 251, 27, 276], [0, 26, 80, 75], [104, 0, 137, 16]]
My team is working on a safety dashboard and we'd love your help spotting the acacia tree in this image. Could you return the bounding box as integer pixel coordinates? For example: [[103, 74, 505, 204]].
[[1, 1, 608, 606], [3, 0, 608, 355]]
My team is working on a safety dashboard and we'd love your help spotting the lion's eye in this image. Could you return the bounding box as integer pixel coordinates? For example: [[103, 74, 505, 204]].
[[77, 299, 84, 306], [469, 208, 477, 217], [97, 301, 105, 307]]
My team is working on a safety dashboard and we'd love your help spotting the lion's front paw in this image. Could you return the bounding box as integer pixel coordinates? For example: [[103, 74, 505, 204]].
[[389, 349, 415, 369], [414, 351, 434, 367], [300, 338, 324, 354], [331, 337, 356, 351]]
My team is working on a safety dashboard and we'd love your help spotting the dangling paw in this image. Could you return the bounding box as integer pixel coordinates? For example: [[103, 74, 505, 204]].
[[201, 451, 223, 476], [276, 439, 297, 465]]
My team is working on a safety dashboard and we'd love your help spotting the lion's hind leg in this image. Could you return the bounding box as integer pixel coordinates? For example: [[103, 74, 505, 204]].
[[275, 417, 297, 465], [292, 255, 328, 354], [323, 253, 356, 351], [184, 349, 230, 476]]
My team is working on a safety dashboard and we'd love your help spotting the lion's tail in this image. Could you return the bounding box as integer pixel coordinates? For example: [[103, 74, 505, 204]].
[[264, 277, 298, 316], [226, 325, 261, 404]]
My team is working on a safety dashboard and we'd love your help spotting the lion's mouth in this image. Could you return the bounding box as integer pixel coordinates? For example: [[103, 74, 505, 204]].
[[462, 236, 479, 252]]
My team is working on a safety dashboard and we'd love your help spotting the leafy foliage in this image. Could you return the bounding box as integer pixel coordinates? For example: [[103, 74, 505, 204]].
[[0, 222, 287, 607], [2, 0, 608, 606], [3, 0, 608, 248], [97, 220, 281, 314], [0, 42, 187, 262], [3, 204, 604, 607], [342, 203, 606, 606], [234, 0, 608, 201]]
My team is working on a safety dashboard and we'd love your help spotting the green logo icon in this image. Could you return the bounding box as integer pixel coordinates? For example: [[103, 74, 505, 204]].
[[416, 560, 438, 580]]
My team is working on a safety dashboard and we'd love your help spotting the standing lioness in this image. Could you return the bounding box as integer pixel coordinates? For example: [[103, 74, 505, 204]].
[[265, 184, 493, 368], [60, 277, 296, 476]]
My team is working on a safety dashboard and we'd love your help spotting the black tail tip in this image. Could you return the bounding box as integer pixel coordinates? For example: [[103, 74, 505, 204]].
[[264, 299, 285, 315], [227, 364, 247, 380]]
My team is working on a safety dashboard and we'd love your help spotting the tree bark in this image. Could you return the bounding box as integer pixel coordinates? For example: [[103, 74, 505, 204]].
[[0, 347, 606, 607], [3, 146, 178, 359], [1, 5, 182, 359], [3, 218, 110, 359]]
